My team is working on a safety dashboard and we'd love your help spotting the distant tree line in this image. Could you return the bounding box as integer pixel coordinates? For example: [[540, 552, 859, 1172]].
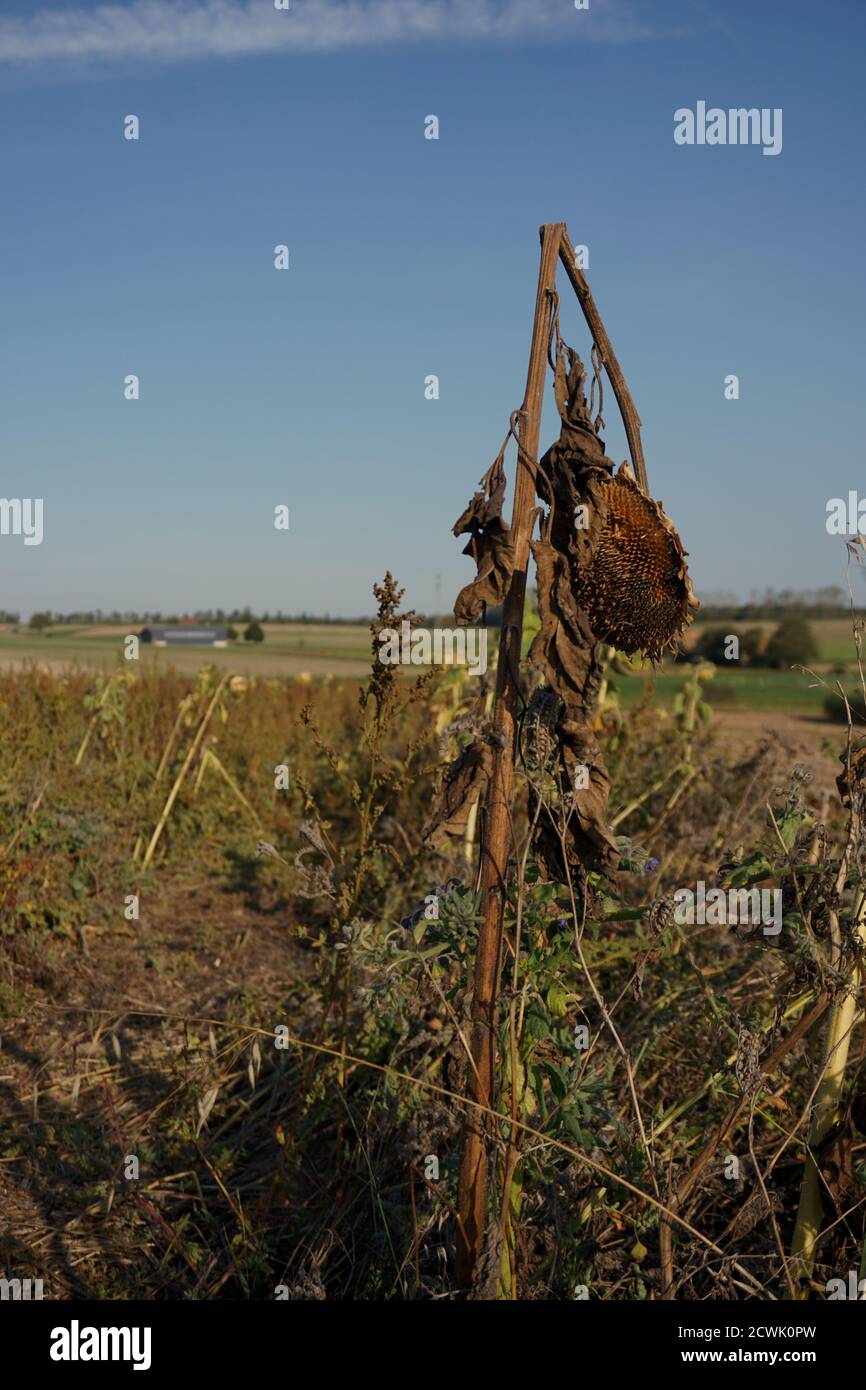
[[697, 587, 863, 622], [17, 608, 376, 626], [22, 611, 266, 643], [13, 587, 861, 632]]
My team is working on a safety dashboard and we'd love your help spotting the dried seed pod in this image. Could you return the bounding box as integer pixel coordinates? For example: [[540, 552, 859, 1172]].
[[735, 1026, 763, 1094], [645, 892, 678, 936], [522, 686, 563, 771], [572, 463, 699, 662], [725, 1187, 782, 1242]]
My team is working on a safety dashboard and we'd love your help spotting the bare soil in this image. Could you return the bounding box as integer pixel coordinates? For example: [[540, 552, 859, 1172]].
[[0, 874, 307, 1299], [710, 708, 845, 793]]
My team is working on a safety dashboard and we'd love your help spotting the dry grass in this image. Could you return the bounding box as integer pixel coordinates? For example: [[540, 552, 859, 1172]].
[[0, 649, 864, 1301]]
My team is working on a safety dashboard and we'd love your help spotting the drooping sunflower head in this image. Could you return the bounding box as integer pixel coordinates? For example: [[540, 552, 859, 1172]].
[[571, 462, 699, 661]]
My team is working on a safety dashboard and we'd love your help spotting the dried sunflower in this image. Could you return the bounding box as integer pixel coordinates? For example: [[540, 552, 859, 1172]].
[[572, 462, 699, 661]]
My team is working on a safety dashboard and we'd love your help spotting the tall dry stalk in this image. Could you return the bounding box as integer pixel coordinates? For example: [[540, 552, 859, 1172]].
[[454, 223, 669, 1292], [791, 574, 866, 1287], [454, 222, 563, 1289], [141, 673, 230, 869], [790, 907, 866, 1279]]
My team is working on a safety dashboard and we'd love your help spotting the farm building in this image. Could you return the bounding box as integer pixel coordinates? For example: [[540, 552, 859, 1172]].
[[139, 625, 229, 647]]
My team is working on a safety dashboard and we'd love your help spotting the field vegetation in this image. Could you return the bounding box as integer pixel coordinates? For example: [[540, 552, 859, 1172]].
[[1, 585, 865, 1300], [0, 613, 862, 709]]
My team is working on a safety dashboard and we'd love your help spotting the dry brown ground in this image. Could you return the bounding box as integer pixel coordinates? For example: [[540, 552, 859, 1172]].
[[710, 708, 846, 794], [0, 874, 307, 1299]]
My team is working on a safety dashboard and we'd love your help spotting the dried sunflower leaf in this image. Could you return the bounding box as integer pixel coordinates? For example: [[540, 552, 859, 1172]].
[[453, 454, 515, 624], [424, 738, 494, 844]]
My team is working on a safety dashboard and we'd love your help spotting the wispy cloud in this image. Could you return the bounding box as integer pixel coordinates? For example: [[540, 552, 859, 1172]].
[[0, 0, 656, 67]]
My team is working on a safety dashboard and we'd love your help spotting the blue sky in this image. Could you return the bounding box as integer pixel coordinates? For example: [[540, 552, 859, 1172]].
[[0, 0, 864, 618]]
